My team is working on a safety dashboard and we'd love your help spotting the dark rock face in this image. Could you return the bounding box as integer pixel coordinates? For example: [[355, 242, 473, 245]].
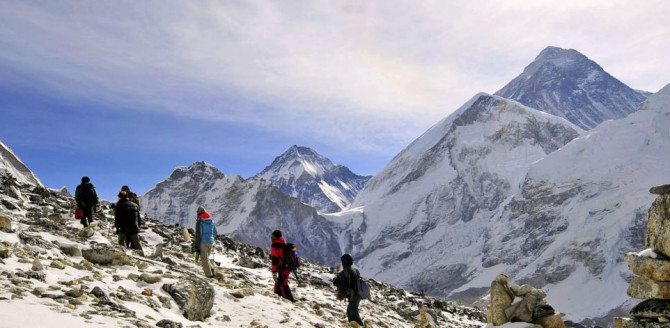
[[495, 46, 649, 130]]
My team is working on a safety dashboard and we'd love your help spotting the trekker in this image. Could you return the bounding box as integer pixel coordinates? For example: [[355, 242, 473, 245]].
[[270, 230, 295, 302], [192, 206, 217, 278], [121, 185, 143, 227], [120, 185, 142, 247], [333, 253, 365, 327], [74, 176, 99, 227], [114, 191, 143, 251]]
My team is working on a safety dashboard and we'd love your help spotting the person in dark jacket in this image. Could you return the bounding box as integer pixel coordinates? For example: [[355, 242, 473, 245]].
[[270, 230, 295, 302], [74, 176, 99, 227], [192, 206, 218, 277], [114, 191, 143, 251], [121, 185, 143, 227], [333, 253, 364, 327]]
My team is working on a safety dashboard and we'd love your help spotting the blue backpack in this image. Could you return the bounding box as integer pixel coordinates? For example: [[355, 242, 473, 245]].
[[356, 278, 371, 299]]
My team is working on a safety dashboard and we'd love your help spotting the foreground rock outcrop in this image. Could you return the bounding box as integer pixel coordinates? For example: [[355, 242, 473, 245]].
[[616, 184, 670, 327]]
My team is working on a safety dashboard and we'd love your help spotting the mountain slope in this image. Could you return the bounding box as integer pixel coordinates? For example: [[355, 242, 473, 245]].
[[0, 138, 43, 187], [495, 46, 649, 130], [141, 161, 342, 266], [340, 93, 582, 300], [256, 145, 370, 213]]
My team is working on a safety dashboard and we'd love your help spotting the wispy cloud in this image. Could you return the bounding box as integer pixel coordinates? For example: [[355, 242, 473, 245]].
[[1, 0, 669, 154]]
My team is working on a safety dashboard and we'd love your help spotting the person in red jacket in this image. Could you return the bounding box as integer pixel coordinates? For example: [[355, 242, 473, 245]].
[[270, 230, 295, 302]]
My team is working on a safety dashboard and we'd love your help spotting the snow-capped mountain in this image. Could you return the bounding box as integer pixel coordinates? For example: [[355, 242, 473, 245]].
[[0, 138, 42, 187], [141, 161, 342, 266], [495, 46, 649, 130], [342, 84, 670, 326], [334, 92, 582, 294], [256, 145, 371, 213]]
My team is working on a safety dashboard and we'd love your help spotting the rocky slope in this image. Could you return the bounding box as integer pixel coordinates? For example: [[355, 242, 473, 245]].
[[495, 46, 649, 130], [0, 138, 43, 187], [0, 179, 486, 327]]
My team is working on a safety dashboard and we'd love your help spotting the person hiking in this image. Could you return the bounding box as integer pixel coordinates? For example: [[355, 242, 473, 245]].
[[270, 230, 295, 302], [120, 185, 143, 247], [333, 253, 365, 327], [192, 206, 218, 278], [114, 191, 143, 252], [74, 176, 99, 227]]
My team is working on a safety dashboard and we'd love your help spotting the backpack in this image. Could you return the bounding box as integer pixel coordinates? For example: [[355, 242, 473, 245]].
[[356, 278, 371, 299], [282, 243, 300, 270], [80, 183, 98, 204]]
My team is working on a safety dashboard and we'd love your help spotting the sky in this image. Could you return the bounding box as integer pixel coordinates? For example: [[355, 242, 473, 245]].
[[1, 0, 669, 201]]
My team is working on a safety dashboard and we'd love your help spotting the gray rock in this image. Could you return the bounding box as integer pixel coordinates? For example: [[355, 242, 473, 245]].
[[81, 244, 129, 265], [156, 319, 183, 328], [0, 215, 12, 231], [139, 273, 162, 284], [650, 185, 670, 195], [162, 277, 215, 321], [625, 253, 670, 281], [630, 299, 670, 319], [646, 194, 670, 257], [32, 258, 44, 271], [627, 276, 670, 299], [488, 274, 514, 325]]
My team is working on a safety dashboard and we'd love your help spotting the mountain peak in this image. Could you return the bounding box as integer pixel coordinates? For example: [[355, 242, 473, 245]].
[[495, 46, 648, 130], [259, 145, 335, 178]]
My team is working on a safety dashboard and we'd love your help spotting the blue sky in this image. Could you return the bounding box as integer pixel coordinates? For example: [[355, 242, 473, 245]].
[[1, 1, 669, 201]]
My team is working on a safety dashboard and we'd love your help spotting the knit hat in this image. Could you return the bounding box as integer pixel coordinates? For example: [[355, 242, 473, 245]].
[[197, 206, 206, 215], [341, 253, 354, 267], [121, 185, 130, 192], [81, 176, 90, 183], [272, 230, 282, 238]]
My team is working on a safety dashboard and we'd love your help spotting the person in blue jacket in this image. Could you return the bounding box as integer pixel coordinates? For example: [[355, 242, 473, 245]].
[[192, 206, 218, 277]]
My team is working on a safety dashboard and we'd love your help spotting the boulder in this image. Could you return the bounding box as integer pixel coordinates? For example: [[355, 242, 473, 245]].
[[625, 253, 670, 281], [162, 277, 215, 321], [533, 314, 565, 328], [0, 215, 12, 231], [628, 276, 670, 299], [630, 299, 670, 321], [650, 184, 670, 195], [139, 273, 162, 284], [646, 194, 670, 257], [81, 244, 129, 266], [488, 274, 514, 325]]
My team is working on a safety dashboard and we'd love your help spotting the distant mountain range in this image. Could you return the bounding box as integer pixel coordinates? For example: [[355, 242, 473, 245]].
[[4, 46, 666, 327]]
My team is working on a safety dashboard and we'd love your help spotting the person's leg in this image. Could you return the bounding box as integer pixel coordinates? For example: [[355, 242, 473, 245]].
[[280, 269, 295, 301], [129, 234, 143, 251], [86, 206, 95, 225], [199, 243, 213, 277], [117, 233, 127, 247], [347, 294, 363, 326]]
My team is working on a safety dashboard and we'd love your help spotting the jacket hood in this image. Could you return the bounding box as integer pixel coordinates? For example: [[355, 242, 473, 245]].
[[197, 211, 212, 220]]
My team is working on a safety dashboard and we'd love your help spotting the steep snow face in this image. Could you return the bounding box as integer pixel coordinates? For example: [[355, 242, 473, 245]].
[[256, 145, 370, 213], [141, 161, 342, 265], [454, 84, 670, 325], [0, 138, 43, 187], [495, 46, 649, 130], [347, 93, 581, 301]]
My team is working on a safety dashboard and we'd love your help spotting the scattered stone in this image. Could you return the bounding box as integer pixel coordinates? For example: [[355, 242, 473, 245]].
[[32, 258, 44, 271], [139, 273, 162, 284], [0, 247, 10, 259], [230, 288, 255, 298], [156, 319, 183, 328], [0, 215, 12, 231], [142, 289, 152, 297], [82, 244, 129, 266], [50, 259, 66, 270]]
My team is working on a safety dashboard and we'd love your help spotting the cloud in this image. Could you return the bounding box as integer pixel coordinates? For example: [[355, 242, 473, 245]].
[[1, 0, 669, 154]]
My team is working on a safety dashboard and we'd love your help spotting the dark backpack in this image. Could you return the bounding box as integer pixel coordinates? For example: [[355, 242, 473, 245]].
[[356, 278, 371, 299], [282, 243, 300, 270], [80, 183, 98, 204]]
